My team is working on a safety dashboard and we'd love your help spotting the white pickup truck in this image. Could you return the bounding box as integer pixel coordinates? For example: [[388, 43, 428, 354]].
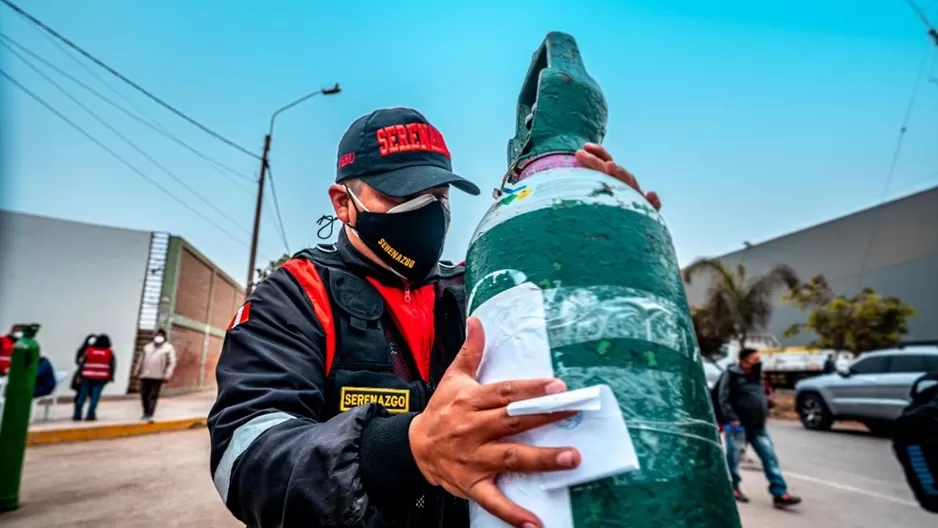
[[702, 334, 854, 390]]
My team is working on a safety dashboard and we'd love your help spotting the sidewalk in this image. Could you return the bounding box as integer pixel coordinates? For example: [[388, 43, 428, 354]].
[[26, 390, 216, 446]]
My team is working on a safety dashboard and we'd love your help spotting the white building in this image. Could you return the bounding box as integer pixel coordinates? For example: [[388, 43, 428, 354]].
[[0, 210, 243, 396]]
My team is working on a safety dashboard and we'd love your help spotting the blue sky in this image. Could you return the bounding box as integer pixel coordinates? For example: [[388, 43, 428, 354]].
[[2, 0, 937, 285]]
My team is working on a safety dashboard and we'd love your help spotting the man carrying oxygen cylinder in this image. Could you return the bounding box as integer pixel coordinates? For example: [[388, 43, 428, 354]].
[[207, 107, 660, 528]]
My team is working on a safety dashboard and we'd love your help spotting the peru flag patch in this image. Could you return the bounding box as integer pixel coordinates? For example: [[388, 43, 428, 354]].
[[227, 302, 251, 330]]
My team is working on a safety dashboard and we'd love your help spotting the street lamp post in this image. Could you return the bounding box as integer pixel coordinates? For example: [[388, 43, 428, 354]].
[[245, 83, 341, 293]]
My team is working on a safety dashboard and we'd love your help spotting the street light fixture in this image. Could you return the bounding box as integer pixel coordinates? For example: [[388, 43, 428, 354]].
[[246, 83, 341, 293]]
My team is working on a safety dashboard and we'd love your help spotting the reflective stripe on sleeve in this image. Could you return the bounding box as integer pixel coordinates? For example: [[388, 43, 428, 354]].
[[213, 412, 295, 503]]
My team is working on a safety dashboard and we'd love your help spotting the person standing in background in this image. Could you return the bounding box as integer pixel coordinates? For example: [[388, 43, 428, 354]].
[[822, 353, 836, 374], [75, 333, 97, 365], [73, 333, 115, 421], [71, 333, 97, 393], [0, 325, 23, 375], [34, 354, 57, 398], [133, 329, 177, 422]]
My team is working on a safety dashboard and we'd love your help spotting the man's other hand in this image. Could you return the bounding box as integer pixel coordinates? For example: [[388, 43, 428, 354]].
[[409, 317, 580, 528], [575, 142, 662, 211]]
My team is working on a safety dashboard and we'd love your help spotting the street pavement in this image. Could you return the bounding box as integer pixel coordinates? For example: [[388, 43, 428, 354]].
[[735, 420, 934, 527], [3, 428, 238, 528], [2, 419, 935, 527], [28, 390, 215, 432]]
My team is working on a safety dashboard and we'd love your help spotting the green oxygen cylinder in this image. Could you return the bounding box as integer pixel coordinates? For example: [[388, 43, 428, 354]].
[[464, 33, 740, 527], [0, 323, 41, 513]]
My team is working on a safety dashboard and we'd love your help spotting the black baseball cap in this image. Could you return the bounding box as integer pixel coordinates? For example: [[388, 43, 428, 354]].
[[335, 107, 480, 197]]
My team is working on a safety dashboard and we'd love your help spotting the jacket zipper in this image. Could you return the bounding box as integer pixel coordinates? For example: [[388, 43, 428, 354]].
[[436, 495, 446, 528], [404, 283, 412, 303]]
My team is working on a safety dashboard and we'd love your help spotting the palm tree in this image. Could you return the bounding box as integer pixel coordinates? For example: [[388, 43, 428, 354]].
[[683, 259, 799, 349], [690, 305, 732, 362]]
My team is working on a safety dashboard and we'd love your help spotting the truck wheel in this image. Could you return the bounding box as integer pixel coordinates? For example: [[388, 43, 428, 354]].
[[797, 392, 833, 431]]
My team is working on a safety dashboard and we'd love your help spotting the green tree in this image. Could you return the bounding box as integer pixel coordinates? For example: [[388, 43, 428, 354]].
[[783, 275, 917, 356], [690, 305, 733, 362], [683, 258, 799, 349], [256, 253, 290, 283]]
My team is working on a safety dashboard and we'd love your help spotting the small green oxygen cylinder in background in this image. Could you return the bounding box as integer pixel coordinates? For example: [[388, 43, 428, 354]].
[[464, 33, 740, 527], [0, 323, 41, 513]]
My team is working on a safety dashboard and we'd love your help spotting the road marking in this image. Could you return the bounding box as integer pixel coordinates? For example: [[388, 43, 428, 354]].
[[785, 471, 919, 507]]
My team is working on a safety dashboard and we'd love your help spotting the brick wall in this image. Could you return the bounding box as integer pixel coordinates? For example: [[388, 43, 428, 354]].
[[202, 334, 224, 387], [166, 324, 204, 390], [210, 276, 243, 330], [175, 247, 213, 323], [154, 240, 244, 393]]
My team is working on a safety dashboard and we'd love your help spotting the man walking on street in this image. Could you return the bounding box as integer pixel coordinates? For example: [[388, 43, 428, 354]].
[[719, 347, 802, 508], [134, 329, 177, 422], [208, 107, 661, 528]]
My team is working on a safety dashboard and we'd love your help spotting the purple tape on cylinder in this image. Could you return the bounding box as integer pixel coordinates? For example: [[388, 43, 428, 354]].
[[516, 154, 582, 183]]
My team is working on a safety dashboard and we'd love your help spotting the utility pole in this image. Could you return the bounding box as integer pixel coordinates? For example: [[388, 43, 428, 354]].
[[244, 83, 341, 294], [245, 134, 272, 293]]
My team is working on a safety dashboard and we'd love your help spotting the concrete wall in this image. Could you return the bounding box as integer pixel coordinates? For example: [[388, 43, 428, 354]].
[[0, 210, 151, 395], [683, 186, 938, 346]]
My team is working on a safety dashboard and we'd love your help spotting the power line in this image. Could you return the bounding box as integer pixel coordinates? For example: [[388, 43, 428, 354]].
[[856, 44, 936, 283], [22, 23, 258, 194], [33, 27, 258, 186], [29, 23, 260, 190], [890, 170, 938, 198], [32, 24, 175, 142], [0, 33, 257, 192], [902, 0, 937, 32], [0, 68, 249, 249], [264, 192, 288, 253], [881, 46, 933, 197], [14, 16, 286, 252], [0, 0, 261, 160], [2, 40, 256, 238], [266, 164, 291, 254]]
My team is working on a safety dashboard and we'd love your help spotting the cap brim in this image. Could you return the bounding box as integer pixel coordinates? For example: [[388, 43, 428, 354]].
[[360, 164, 481, 197]]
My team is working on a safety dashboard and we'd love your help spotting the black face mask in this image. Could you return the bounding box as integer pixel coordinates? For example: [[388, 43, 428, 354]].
[[747, 361, 763, 379], [347, 188, 450, 282]]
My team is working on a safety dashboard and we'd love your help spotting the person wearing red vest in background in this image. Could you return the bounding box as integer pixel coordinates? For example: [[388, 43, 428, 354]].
[[0, 325, 23, 376], [73, 333, 115, 421]]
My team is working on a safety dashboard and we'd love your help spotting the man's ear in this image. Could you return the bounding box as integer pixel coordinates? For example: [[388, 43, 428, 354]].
[[328, 184, 353, 225]]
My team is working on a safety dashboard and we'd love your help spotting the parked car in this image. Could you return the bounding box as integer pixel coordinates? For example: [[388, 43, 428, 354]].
[[703, 357, 731, 389], [794, 344, 938, 435]]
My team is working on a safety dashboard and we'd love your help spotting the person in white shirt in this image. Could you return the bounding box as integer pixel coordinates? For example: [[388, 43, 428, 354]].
[[133, 329, 177, 421]]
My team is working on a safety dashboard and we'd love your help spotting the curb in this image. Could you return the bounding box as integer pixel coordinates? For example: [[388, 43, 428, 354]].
[[27, 416, 207, 446]]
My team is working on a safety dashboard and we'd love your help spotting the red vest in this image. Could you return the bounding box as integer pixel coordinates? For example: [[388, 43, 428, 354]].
[[81, 346, 114, 380], [0, 335, 13, 375]]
